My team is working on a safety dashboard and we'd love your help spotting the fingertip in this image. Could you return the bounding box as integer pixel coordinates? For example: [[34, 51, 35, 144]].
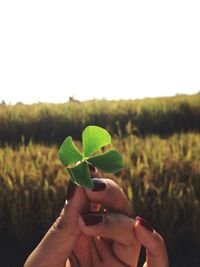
[[91, 178, 107, 192], [85, 179, 132, 217], [134, 217, 159, 250], [134, 217, 155, 247], [79, 212, 104, 227], [78, 212, 105, 238], [134, 217, 169, 266], [134, 217, 158, 251], [89, 164, 101, 178], [135, 216, 154, 232], [84, 178, 108, 201]]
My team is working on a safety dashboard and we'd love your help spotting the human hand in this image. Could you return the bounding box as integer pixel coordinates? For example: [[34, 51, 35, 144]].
[[69, 176, 140, 267], [71, 177, 169, 267], [24, 166, 139, 267], [24, 168, 169, 267]]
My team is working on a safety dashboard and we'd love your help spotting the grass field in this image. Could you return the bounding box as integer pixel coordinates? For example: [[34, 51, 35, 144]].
[[1, 93, 200, 266], [0, 93, 200, 145], [0, 132, 200, 266]]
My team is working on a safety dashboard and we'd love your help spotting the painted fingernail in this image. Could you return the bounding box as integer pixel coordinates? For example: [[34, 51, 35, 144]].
[[81, 212, 104, 226], [88, 163, 100, 178], [66, 180, 77, 200], [92, 178, 106, 191], [88, 164, 96, 172], [136, 216, 154, 232]]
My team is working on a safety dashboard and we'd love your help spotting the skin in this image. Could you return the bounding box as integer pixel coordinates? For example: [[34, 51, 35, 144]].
[[24, 171, 169, 267]]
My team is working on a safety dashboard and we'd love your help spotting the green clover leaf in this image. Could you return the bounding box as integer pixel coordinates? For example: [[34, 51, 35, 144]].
[[58, 136, 83, 166], [82, 125, 111, 157], [58, 125, 123, 189], [87, 150, 123, 173]]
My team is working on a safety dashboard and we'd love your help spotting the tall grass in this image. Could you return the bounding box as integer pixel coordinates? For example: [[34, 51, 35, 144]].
[[0, 143, 67, 266], [0, 93, 200, 145], [115, 133, 200, 243], [0, 133, 200, 266]]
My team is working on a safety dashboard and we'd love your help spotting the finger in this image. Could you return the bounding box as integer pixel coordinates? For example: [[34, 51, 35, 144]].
[[79, 212, 137, 247], [91, 239, 102, 265], [93, 236, 113, 260], [24, 182, 89, 267], [89, 165, 102, 212], [113, 241, 140, 267], [85, 178, 132, 216], [134, 217, 169, 267], [90, 200, 101, 212], [89, 164, 101, 178], [93, 238, 130, 267], [79, 212, 140, 267]]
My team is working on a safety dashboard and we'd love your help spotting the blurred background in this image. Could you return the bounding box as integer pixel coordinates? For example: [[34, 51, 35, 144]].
[[0, 1, 200, 266]]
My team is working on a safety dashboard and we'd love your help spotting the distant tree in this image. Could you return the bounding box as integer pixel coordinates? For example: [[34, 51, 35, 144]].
[[0, 100, 6, 106], [68, 95, 80, 103]]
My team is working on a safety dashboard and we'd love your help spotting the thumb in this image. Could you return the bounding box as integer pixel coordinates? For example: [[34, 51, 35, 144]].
[[24, 181, 89, 267], [134, 217, 169, 267]]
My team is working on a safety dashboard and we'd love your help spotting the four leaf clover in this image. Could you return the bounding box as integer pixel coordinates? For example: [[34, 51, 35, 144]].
[[58, 125, 123, 189]]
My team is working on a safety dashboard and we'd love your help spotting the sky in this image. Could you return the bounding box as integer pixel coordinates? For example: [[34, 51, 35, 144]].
[[0, 0, 200, 104]]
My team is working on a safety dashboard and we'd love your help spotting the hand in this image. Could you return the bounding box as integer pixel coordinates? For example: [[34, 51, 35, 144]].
[[24, 172, 140, 267], [71, 178, 168, 267], [134, 216, 169, 267], [70, 177, 140, 267], [24, 169, 169, 267]]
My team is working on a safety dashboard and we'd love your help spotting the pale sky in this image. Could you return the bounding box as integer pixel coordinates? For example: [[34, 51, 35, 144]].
[[0, 0, 200, 104]]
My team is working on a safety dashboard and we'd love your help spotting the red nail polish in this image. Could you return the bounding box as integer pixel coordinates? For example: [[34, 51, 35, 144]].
[[92, 178, 106, 191], [88, 165, 98, 178], [66, 180, 76, 200], [88, 164, 96, 172], [136, 216, 154, 232], [81, 212, 103, 226]]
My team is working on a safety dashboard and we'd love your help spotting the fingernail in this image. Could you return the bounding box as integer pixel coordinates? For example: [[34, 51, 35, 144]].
[[90, 172, 97, 178], [66, 180, 77, 200], [136, 216, 154, 232], [92, 178, 106, 191], [81, 212, 104, 226], [88, 163, 100, 178], [88, 164, 96, 172]]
